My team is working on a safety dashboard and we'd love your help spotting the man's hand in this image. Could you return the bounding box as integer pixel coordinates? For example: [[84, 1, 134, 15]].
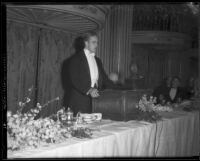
[[87, 88, 100, 98]]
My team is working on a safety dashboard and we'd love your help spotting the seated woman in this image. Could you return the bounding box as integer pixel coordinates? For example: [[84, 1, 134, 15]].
[[152, 76, 172, 104]]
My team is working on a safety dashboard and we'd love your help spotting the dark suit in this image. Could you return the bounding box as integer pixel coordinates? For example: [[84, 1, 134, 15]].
[[166, 87, 186, 103], [153, 86, 186, 104], [63, 50, 115, 115]]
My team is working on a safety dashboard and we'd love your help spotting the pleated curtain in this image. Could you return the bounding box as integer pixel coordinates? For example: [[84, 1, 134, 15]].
[[7, 20, 75, 116], [7, 21, 39, 113], [37, 29, 74, 117], [97, 5, 133, 81]]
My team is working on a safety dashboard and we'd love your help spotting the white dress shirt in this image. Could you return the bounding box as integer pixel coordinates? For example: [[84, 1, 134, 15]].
[[169, 88, 177, 100], [84, 48, 99, 88]]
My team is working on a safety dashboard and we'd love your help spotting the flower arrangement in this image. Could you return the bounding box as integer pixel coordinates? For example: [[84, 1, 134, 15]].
[[7, 86, 94, 152], [137, 95, 173, 112], [7, 87, 71, 151], [71, 127, 93, 139], [134, 94, 162, 122]]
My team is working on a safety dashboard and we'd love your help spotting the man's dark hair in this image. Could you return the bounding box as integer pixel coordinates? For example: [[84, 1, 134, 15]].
[[73, 36, 84, 52], [82, 31, 98, 42]]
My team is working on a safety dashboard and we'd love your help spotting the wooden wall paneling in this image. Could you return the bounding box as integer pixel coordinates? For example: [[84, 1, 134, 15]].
[[148, 52, 165, 89], [199, 13, 200, 78], [167, 52, 180, 78], [162, 53, 169, 80], [132, 44, 149, 87], [179, 52, 190, 85], [7, 21, 39, 113], [37, 29, 74, 117]]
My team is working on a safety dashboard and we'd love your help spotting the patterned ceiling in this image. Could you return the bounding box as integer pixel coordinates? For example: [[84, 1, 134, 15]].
[[6, 5, 111, 34]]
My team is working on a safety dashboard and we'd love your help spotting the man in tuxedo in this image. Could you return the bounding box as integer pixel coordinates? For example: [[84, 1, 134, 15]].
[[167, 76, 186, 103], [67, 31, 115, 115]]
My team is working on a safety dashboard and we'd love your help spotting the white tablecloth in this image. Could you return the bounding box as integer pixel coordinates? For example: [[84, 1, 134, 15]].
[[8, 110, 199, 158]]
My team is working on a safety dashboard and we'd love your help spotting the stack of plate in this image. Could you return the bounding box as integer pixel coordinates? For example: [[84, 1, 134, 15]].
[[80, 113, 102, 123]]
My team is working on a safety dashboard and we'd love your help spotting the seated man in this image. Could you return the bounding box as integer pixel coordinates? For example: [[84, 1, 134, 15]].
[[166, 76, 186, 103]]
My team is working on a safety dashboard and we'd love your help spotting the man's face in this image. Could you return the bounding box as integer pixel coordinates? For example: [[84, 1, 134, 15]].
[[85, 36, 98, 53]]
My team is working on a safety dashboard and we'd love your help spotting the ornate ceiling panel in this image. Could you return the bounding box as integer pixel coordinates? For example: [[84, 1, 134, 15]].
[[6, 5, 111, 34]]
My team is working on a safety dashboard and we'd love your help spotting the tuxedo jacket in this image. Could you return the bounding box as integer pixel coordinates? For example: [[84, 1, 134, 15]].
[[165, 87, 186, 103], [153, 85, 186, 104], [61, 50, 115, 115]]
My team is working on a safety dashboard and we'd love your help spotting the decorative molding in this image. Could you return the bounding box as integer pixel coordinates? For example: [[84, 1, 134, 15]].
[[73, 5, 98, 14], [132, 4, 198, 36], [132, 31, 192, 50], [6, 5, 111, 34]]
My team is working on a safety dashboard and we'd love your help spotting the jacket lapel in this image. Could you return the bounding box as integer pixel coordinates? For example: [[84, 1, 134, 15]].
[[79, 50, 91, 81], [95, 57, 102, 88]]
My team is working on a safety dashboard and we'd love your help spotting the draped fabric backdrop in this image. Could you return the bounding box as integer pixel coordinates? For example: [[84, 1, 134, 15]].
[[7, 21, 39, 113], [97, 5, 133, 81], [37, 29, 74, 117], [7, 20, 75, 115], [199, 13, 200, 78]]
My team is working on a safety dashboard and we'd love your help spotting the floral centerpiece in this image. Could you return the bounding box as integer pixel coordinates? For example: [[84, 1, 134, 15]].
[[137, 95, 173, 112], [7, 86, 92, 152], [134, 94, 162, 122]]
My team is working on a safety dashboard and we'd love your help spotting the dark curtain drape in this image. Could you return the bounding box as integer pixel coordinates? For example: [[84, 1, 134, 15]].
[[7, 20, 74, 116], [7, 21, 39, 113]]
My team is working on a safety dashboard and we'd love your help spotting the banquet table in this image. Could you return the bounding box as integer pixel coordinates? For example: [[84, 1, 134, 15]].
[[7, 110, 199, 158]]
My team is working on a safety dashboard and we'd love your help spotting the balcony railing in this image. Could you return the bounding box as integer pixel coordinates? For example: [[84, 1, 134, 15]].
[[132, 5, 198, 37]]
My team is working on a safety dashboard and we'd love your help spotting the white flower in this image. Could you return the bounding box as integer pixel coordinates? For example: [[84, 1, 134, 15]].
[[28, 113, 32, 117], [37, 103, 42, 109], [18, 102, 23, 107], [13, 114, 19, 118], [7, 111, 12, 117], [28, 140, 34, 146], [34, 109, 39, 113], [26, 98, 31, 103]]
